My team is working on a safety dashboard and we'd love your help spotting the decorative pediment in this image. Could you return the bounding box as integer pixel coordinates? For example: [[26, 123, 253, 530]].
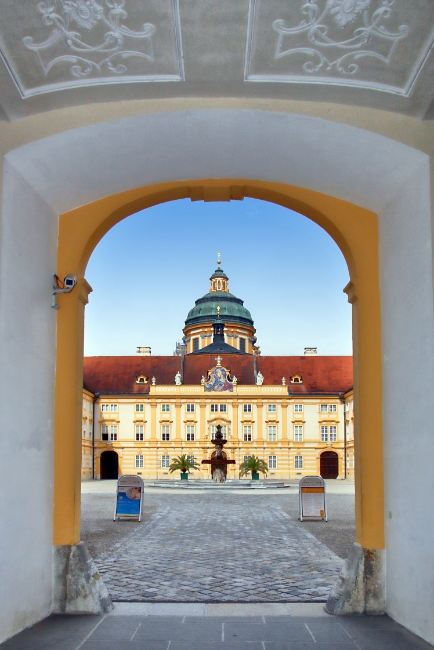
[[136, 375, 148, 384], [204, 365, 234, 392], [290, 374, 303, 384]]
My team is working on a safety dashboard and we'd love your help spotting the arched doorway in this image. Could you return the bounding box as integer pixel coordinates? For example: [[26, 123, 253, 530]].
[[320, 451, 339, 479], [100, 451, 118, 480]]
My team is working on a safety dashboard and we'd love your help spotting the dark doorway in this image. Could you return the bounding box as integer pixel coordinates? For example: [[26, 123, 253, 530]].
[[320, 451, 339, 479], [100, 451, 119, 479]]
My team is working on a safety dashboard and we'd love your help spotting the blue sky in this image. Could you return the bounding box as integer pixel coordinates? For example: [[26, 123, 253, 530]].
[[84, 198, 352, 357]]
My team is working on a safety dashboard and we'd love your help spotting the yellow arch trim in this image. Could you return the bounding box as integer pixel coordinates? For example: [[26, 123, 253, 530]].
[[55, 179, 383, 551]]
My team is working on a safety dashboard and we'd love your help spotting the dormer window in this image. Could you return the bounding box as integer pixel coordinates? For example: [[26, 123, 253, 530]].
[[136, 375, 147, 384], [290, 374, 303, 384]]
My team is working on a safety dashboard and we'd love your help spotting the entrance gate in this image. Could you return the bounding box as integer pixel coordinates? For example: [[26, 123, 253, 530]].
[[320, 452, 339, 479]]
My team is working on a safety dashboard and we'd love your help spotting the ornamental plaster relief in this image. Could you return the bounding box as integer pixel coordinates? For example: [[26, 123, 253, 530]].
[[0, 0, 184, 97], [245, 0, 434, 95]]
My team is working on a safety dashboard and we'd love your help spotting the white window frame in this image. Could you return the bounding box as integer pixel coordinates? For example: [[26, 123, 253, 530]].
[[135, 454, 144, 469], [110, 404, 118, 412], [162, 425, 170, 441], [243, 404, 252, 413], [211, 425, 227, 436], [243, 425, 252, 442], [101, 424, 108, 440], [268, 404, 277, 412], [211, 404, 218, 412], [110, 425, 118, 441], [294, 425, 303, 442], [295, 455, 303, 469], [330, 425, 337, 442], [186, 425, 195, 441], [161, 455, 170, 468], [186, 403, 195, 412], [162, 404, 170, 412], [268, 455, 277, 469], [220, 404, 227, 412], [135, 403, 144, 412], [294, 404, 303, 412], [320, 404, 328, 412], [321, 425, 328, 442], [329, 404, 337, 413], [268, 425, 277, 441], [101, 404, 109, 412], [135, 425, 144, 441]]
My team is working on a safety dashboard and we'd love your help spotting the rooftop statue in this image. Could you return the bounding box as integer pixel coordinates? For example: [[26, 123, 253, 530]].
[[256, 371, 264, 386]]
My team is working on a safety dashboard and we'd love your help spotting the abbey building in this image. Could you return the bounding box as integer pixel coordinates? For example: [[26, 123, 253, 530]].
[[82, 261, 354, 481]]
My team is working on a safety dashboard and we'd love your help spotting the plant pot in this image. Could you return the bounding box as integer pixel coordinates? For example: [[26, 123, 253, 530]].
[[251, 472, 260, 480], [180, 472, 189, 480]]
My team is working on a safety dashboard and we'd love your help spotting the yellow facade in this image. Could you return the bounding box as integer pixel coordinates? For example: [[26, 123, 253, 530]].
[[82, 383, 354, 481]]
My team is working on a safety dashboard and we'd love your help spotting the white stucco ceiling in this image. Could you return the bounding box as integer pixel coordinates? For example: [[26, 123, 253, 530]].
[[1, 0, 434, 120]]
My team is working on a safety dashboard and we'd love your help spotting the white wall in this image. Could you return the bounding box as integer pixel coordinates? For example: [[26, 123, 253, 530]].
[[0, 161, 57, 641], [1, 109, 434, 643]]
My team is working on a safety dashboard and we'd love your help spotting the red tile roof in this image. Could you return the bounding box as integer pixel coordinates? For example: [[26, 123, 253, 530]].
[[83, 355, 352, 395]]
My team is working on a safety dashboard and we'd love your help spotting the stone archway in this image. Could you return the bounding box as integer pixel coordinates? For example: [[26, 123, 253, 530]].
[[320, 451, 339, 480], [100, 451, 119, 480], [2, 110, 433, 641]]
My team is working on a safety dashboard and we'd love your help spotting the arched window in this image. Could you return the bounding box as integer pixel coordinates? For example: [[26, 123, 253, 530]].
[[218, 280, 221, 289]]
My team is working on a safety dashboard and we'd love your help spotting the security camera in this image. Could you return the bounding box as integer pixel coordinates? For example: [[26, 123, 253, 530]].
[[52, 274, 78, 309], [64, 275, 77, 290]]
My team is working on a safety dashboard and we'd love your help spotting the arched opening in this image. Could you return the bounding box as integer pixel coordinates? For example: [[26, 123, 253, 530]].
[[320, 451, 339, 480], [54, 178, 383, 560], [100, 451, 119, 480]]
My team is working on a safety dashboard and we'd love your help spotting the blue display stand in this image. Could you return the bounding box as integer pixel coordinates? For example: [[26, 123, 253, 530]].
[[113, 475, 144, 521]]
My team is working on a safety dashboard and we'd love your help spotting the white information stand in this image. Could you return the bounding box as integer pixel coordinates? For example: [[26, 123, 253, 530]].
[[299, 476, 327, 521], [113, 475, 144, 521]]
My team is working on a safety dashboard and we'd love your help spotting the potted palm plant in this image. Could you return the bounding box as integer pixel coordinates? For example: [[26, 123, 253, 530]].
[[239, 455, 268, 480], [168, 454, 201, 480]]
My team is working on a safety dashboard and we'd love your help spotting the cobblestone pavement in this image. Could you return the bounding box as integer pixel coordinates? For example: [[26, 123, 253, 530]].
[[92, 493, 345, 602]]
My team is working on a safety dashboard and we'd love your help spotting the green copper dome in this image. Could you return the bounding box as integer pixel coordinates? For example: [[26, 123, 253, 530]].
[[185, 291, 254, 328]]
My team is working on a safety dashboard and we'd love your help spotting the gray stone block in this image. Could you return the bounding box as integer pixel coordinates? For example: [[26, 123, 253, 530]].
[[53, 542, 113, 614]]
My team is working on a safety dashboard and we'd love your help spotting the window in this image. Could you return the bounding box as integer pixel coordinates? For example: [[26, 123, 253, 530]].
[[82, 430, 86, 439], [239, 338, 246, 352], [135, 404, 144, 412], [294, 404, 303, 412], [243, 404, 252, 413], [162, 404, 170, 412], [220, 404, 227, 413], [329, 404, 337, 412], [162, 425, 170, 441], [193, 338, 199, 352], [161, 455, 170, 468], [186, 404, 195, 412], [330, 425, 337, 442], [101, 425, 108, 441], [244, 455, 252, 463], [321, 425, 328, 442], [294, 425, 303, 442], [135, 425, 144, 441], [186, 425, 195, 441], [101, 404, 109, 412], [320, 404, 328, 412], [188, 455, 195, 464], [110, 404, 118, 412], [268, 404, 277, 412], [110, 425, 117, 441], [295, 455, 303, 469], [268, 455, 277, 469], [290, 374, 303, 384], [243, 425, 252, 441], [211, 404, 218, 412], [268, 425, 277, 441], [135, 455, 144, 469]]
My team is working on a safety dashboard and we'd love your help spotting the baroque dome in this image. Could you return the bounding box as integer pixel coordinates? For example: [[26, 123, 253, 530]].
[[184, 290, 254, 328]]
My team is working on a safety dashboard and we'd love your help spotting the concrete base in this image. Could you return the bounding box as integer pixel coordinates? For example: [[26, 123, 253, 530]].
[[53, 541, 113, 614], [325, 543, 385, 616]]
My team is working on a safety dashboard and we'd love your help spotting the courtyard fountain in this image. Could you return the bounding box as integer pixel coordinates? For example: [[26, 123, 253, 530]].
[[202, 424, 235, 483]]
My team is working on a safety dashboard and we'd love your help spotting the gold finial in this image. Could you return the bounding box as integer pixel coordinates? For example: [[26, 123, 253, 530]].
[[217, 305, 220, 317], [217, 252, 221, 266]]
